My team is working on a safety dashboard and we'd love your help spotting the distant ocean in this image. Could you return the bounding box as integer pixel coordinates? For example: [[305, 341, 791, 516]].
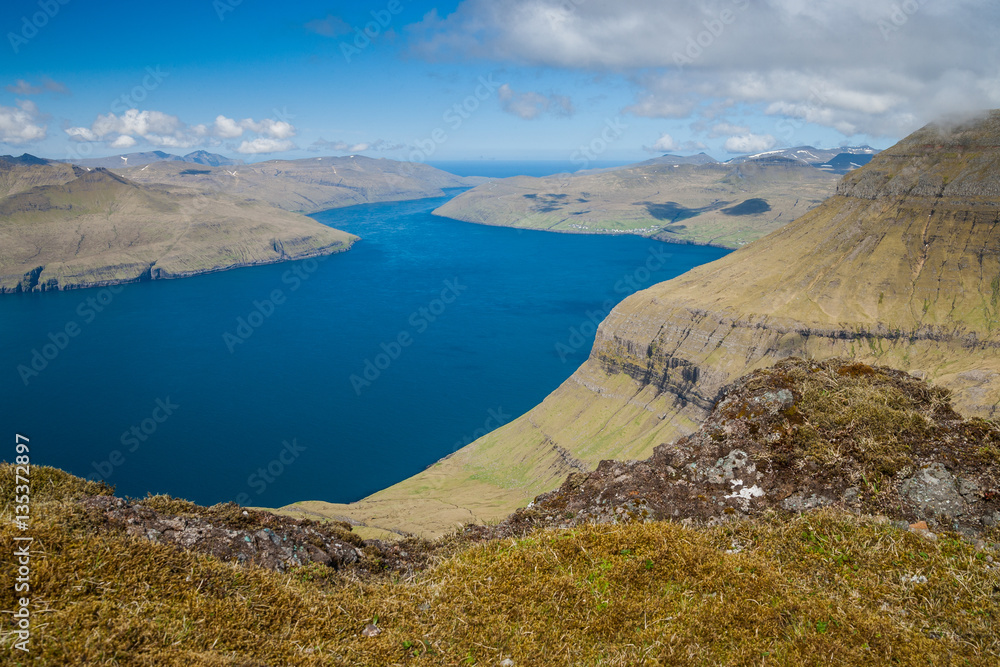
[[1, 187, 729, 508], [427, 160, 634, 179]]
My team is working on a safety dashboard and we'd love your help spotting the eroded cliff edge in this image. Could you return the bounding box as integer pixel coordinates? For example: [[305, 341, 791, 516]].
[[289, 111, 1000, 538]]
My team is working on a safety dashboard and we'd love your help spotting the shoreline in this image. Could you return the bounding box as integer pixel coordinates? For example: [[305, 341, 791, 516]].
[[0, 238, 357, 295], [430, 211, 740, 250]]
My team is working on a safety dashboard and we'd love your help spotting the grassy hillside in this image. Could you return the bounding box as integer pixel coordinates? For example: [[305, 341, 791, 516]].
[[433, 157, 838, 248], [117, 155, 487, 215], [1, 463, 997, 665], [0, 167, 356, 292]]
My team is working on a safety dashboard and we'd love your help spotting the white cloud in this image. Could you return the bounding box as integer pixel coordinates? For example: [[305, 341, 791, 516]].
[[724, 133, 777, 154], [235, 137, 297, 154], [0, 100, 47, 144], [650, 133, 678, 152], [213, 115, 245, 138], [707, 121, 751, 138], [407, 0, 1000, 138], [245, 118, 296, 139], [497, 84, 573, 119], [109, 135, 137, 149], [64, 110, 299, 153]]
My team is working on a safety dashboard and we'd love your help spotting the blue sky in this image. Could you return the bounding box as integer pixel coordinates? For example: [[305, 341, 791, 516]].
[[1, 0, 998, 163]]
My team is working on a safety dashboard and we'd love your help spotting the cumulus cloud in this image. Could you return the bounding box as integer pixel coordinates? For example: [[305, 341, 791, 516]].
[[497, 84, 573, 119], [724, 133, 777, 154], [0, 100, 47, 144], [235, 138, 297, 154], [406, 0, 1000, 138], [305, 14, 351, 37], [213, 115, 245, 139], [109, 135, 137, 149], [649, 133, 678, 152], [64, 110, 299, 154]]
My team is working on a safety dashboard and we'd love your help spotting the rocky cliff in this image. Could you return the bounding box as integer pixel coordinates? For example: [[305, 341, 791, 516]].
[[299, 111, 1000, 538], [495, 358, 1000, 540]]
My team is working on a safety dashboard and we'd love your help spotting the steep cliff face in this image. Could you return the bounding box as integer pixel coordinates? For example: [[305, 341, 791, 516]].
[[290, 112, 1000, 538]]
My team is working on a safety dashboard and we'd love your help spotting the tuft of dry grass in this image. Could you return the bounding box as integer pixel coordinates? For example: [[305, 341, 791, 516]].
[[1, 465, 998, 665]]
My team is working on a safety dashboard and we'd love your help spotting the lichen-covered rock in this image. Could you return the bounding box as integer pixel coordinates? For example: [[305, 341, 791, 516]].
[[493, 359, 1000, 539], [81, 496, 362, 572]]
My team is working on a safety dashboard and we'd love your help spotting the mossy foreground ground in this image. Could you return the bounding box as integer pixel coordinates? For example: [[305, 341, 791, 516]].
[[1, 467, 998, 665]]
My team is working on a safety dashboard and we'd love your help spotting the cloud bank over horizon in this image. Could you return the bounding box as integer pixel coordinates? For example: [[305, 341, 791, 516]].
[[408, 0, 1000, 140], [2, 0, 997, 160]]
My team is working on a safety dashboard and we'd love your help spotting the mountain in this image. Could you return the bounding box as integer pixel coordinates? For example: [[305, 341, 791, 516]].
[[181, 150, 241, 166], [297, 110, 1000, 537], [433, 156, 839, 248], [814, 152, 875, 174], [65, 150, 242, 169], [116, 155, 488, 214], [726, 145, 879, 166], [0, 154, 83, 197], [634, 152, 719, 167], [0, 164, 356, 292]]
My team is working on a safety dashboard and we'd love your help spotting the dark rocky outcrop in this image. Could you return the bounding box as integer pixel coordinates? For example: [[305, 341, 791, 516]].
[[493, 359, 1000, 543]]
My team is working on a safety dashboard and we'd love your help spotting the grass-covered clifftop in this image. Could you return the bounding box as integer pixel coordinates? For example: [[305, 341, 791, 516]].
[[0, 160, 357, 293], [2, 463, 997, 663]]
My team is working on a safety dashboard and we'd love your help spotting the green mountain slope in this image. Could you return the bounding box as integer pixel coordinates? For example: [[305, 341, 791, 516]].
[[0, 166, 356, 292], [118, 155, 487, 214], [295, 110, 1000, 537], [432, 156, 839, 248]]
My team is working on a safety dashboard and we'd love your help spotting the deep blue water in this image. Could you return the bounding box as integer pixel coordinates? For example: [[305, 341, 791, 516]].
[[0, 191, 729, 507]]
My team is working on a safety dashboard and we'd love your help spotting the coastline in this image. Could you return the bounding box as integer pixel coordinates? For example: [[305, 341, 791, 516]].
[[0, 237, 357, 294]]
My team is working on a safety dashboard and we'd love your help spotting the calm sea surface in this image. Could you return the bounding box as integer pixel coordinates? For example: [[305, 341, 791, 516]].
[[0, 177, 729, 507]]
